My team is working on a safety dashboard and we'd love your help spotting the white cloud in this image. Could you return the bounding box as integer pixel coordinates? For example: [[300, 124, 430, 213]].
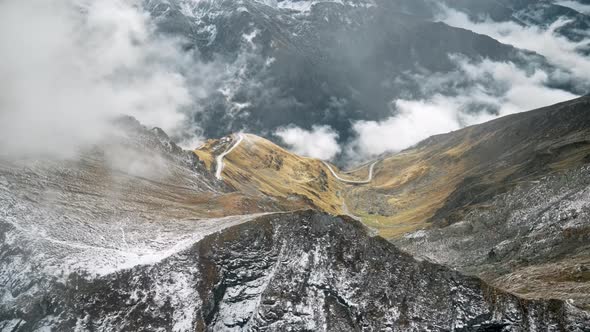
[[347, 58, 578, 159], [556, 1, 590, 14], [0, 0, 204, 159], [460, 59, 578, 112], [439, 7, 590, 84], [351, 97, 462, 156], [344, 6, 589, 161], [275, 125, 341, 160]]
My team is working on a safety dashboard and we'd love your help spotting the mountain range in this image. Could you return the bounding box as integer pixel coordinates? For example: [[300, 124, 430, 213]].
[[147, 0, 589, 149], [3, 96, 590, 330], [2, 0, 590, 331]]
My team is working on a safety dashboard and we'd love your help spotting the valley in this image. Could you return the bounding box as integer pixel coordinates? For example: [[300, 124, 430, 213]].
[[193, 96, 590, 313], [3, 0, 590, 330]]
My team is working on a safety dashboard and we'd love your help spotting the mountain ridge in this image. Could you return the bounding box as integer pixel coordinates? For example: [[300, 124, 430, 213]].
[[3, 210, 588, 331], [187, 95, 590, 310], [3, 96, 590, 329]]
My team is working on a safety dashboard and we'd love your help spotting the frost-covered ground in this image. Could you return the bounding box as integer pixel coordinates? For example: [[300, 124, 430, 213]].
[[0, 119, 266, 331], [4, 211, 589, 331], [396, 165, 590, 309]]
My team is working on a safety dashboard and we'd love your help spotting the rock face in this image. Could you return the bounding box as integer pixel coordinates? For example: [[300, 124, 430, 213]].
[[1, 111, 590, 330], [2, 211, 588, 331], [350, 96, 590, 309], [395, 164, 590, 310]]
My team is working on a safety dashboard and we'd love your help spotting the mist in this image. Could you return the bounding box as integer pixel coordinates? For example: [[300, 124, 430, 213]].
[[346, 56, 579, 162], [0, 0, 203, 159], [2, 0, 589, 166], [440, 7, 590, 87], [342, 6, 590, 162], [275, 125, 341, 160]]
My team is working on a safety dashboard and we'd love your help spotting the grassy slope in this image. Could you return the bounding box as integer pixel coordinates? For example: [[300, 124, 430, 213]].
[[193, 96, 590, 241], [347, 96, 590, 238], [195, 134, 347, 215]]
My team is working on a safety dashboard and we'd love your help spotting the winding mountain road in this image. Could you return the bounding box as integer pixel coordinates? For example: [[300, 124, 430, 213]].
[[342, 161, 374, 174], [322, 160, 378, 185], [214, 132, 378, 185], [215, 133, 244, 180]]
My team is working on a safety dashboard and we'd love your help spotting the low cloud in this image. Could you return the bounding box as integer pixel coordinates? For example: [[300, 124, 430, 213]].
[[439, 7, 590, 89], [350, 97, 462, 157], [275, 125, 341, 160], [0, 0, 206, 159], [343, 7, 589, 161], [104, 144, 171, 180], [347, 58, 578, 160]]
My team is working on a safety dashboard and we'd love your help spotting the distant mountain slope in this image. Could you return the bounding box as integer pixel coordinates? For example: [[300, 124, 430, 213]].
[[145, 0, 551, 142], [347, 96, 590, 238], [442, 0, 590, 42]]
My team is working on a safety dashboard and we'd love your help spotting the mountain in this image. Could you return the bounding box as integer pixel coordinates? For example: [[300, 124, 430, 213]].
[[3, 96, 590, 329], [347, 96, 590, 236], [192, 95, 590, 310], [4, 0, 590, 330], [3, 209, 589, 330], [387, 97, 590, 310], [325, 96, 590, 309], [144, 0, 558, 144], [195, 133, 345, 215]]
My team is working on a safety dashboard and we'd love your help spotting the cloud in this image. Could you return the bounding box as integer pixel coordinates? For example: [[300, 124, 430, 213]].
[[104, 143, 171, 180], [346, 58, 578, 159], [439, 7, 590, 87], [344, 7, 590, 161], [556, 1, 590, 14], [275, 125, 341, 160], [350, 98, 462, 156], [0, 0, 205, 159]]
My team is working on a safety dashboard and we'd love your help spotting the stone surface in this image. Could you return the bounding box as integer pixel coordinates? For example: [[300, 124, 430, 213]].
[[2, 211, 589, 331]]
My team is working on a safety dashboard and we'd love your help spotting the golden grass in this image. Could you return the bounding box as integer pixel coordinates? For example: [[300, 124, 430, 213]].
[[197, 134, 346, 215], [346, 139, 473, 239], [190, 129, 590, 241], [193, 138, 220, 171]]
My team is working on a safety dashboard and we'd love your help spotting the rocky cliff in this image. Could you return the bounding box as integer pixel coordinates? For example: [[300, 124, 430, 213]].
[[2, 211, 588, 331]]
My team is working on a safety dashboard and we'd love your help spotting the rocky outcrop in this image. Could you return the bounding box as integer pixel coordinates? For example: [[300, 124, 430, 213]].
[[2, 211, 588, 331], [395, 164, 590, 310]]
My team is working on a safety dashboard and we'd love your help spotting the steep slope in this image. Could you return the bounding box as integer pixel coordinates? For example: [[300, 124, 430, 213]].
[[195, 134, 346, 215], [2, 211, 588, 331], [0, 117, 281, 279], [347, 96, 590, 238], [396, 164, 590, 310], [336, 96, 590, 309]]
